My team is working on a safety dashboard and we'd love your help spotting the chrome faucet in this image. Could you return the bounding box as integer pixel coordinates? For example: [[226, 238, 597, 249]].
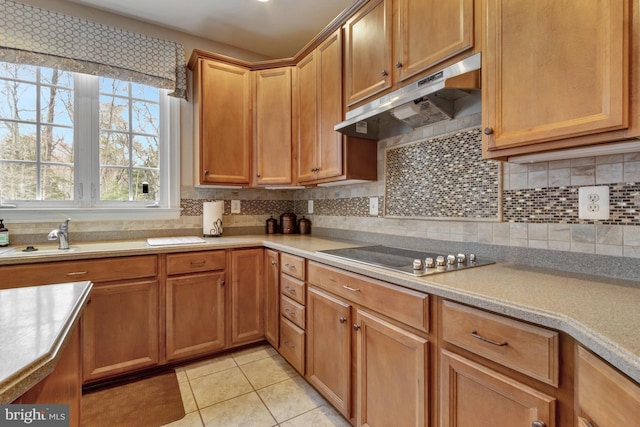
[[48, 218, 70, 250]]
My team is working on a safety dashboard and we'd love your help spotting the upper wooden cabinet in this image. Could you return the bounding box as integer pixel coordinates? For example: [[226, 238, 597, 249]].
[[192, 57, 253, 185], [344, 0, 475, 106], [483, 0, 638, 160], [254, 67, 293, 186]]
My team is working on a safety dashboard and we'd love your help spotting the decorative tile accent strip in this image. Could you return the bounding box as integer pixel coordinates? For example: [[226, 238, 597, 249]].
[[180, 199, 294, 216], [301, 196, 385, 217], [503, 183, 640, 225], [384, 127, 501, 219]]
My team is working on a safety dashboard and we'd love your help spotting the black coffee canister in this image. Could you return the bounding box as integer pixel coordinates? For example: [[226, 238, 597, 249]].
[[266, 216, 277, 234]]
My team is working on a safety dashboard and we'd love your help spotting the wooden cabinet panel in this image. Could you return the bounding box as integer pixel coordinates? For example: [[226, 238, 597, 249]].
[[280, 295, 305, 329], [395, 0, 473, 81], [306, 287, 352, 418], [440, 349, 556, 427], [308, 261, 429, 332], [295, 51, 318, 183], [0, 255, 157, 290], [442, 300, 559, 385], [254, 67, 293, 185], [166, 250, 225, 275], [229, 248, 264, 346], [483, 0, 631, 157], [344, 0, 392, 105], [577, 346, 640, 427], [264, 249, 280, 347], [281, 252, 305, 280], [165, 271, 226, 362], [196, 58, 252, 184], [82, 279, 159, 382], [279, 317, 305, 374], [356, 308, 429, 427]]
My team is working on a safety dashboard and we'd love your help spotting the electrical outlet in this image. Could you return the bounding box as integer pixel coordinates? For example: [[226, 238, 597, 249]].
[[369, 197, 379, 216], [578, 186, 609, 220], [231, 199, 241, 214], [308, 200, 314, 214]]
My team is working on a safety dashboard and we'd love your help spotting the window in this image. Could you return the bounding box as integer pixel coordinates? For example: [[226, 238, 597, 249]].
[[0, 62, 179, 219]]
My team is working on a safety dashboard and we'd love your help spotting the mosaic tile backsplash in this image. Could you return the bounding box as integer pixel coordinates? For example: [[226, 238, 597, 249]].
[[384, 128, 501, 219]]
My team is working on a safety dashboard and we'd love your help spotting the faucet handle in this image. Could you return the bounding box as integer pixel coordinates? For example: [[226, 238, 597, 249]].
[[60, 218, 70, 230]]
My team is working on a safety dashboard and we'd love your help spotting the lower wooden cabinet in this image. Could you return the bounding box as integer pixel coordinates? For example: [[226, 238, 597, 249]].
[[229, 248, 264, 347], [82, 279, 160, 383], [440, 349, 556, 427], [264, 249, 280, 347]]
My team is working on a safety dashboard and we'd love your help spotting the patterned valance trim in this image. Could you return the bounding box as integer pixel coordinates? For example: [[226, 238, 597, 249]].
[[0, 0, 187, 99]]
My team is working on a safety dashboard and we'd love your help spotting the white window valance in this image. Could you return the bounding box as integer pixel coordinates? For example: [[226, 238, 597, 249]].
[[0, 0, 187, 99]]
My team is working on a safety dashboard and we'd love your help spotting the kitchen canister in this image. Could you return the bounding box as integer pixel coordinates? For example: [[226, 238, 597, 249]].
[[203, 201, 224, 237], [298, 216, 311, 235], [280, 212, 297, 234], [266, 216, 277, 234]]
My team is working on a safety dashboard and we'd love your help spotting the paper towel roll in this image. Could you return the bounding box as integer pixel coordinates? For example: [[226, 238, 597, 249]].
[[203, 201, 224, 237]]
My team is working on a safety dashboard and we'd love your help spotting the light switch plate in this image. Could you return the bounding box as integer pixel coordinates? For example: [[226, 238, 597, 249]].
[[578, 186, 609, 220], [308, 200, 314, 214], [231, 200, 241, 214], [369, 197, 379, 216]]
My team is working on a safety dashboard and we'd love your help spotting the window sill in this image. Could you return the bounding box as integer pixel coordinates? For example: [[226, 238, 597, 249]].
[[0, 208, 181, 222]]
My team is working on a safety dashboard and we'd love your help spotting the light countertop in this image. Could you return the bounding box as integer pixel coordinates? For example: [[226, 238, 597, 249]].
[[0, 281, 92, 403], [0, 234, 638, 385]]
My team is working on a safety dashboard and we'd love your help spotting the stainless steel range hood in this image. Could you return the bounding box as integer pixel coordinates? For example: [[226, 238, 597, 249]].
[[335, 53, 482, 140]]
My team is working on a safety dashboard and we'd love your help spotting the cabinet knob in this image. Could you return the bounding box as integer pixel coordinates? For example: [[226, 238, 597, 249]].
[[381, 70, 388, 77], [219, 279, 225, 286], [256, 173, 261, 178], [353, 324, 361, 331], [204, 169, 209, 175], [271, 260, 277, 266], [483, 127, 494, 135], [531, 422, 546, 427], [395, 61, 403, 69], [339, 316, 347, 324]]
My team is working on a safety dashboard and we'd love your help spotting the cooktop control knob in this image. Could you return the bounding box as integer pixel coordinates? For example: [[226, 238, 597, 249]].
[[412, 259, 423, 270], [447, 255, 456, 265], [469, 253, 477, 263], [425, 257, 435, 268], [457, 253, 467, 264], [436, 256, 446, 267]]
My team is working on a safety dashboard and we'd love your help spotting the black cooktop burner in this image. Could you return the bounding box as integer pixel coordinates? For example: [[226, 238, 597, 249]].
[[318, 245, 494, 277]]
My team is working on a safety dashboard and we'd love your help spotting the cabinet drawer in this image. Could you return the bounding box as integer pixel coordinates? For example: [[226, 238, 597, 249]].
[[166, 250, 225, 275], [280, 274, 305, 305], [280, 295, 305, 329], [0, 255, 157, 289], [279, 318, 305, 374], [281, 253, 305, 280], [307, 261, 429, 332], [442, 300, 559, 385]]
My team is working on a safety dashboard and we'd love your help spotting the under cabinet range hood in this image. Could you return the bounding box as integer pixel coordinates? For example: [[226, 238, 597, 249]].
[[335, 53, 482, 140]]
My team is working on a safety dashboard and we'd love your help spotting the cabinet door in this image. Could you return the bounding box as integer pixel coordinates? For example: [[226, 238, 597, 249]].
[[316, 30, 344, 181], [355, 309, 429, 427], [82, 280, 159, 383], [264, 249, 280, 347], [165, 271, 226, 362], [395, 0, 474, 81], [229, 248, 264, 346], [344, 0, 392, 105], [255, 67, 292, 185], [296, 51, 318, 183], [198, 59, 252, 184], [306, 287, 352, 418], [483, 0, 629, 152], [440, 350, 556, 427]]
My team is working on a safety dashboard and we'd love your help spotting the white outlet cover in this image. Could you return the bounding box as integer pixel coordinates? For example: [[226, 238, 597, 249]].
[[308, 200, 314, 214], [369, 197, 379, 216], [231, 200, 241, 214], [578, 186, 609, 220]]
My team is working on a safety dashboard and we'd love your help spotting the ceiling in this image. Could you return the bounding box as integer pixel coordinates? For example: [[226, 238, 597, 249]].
[[64, 0, 356, 59]]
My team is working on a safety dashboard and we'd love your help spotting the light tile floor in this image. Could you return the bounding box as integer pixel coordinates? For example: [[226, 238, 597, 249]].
[[161, 344, 351, 427]]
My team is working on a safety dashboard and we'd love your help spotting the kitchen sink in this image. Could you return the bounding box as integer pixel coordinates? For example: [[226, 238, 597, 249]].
[[0, 246, 77, 257]]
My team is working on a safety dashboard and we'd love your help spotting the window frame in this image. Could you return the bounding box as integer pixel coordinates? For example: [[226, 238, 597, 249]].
[[0, 66, 180, 221]]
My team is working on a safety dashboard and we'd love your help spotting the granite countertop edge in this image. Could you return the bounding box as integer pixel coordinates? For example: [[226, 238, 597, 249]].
[[1, 235, 638, 384], [0, 281, 93, 404]]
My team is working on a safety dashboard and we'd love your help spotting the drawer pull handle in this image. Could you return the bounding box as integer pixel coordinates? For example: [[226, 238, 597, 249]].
[[471, 331, 508, 347], [343, 285, 361, 292], [190, 260, 206, 266], [284, 308, 296, 318], [284, 341, 295, 350], [67, 271, 88, 276], [284, 263, 296, 270], [284, 286, 296, 295], [339, 316, 347, 324], [577, 418, 593, 427]]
